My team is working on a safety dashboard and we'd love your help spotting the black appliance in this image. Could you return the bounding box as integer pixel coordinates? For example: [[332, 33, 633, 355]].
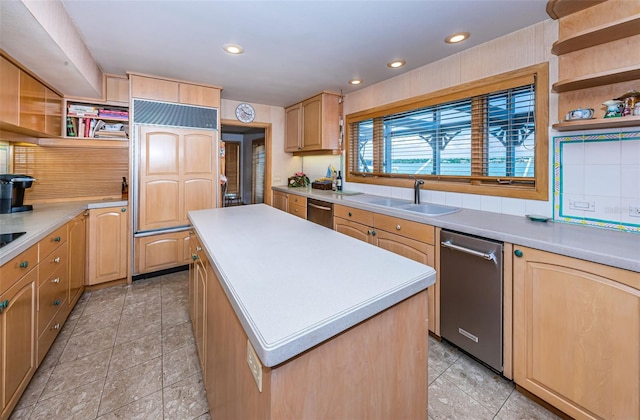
[[307, 198, 333, 228], [0, 174, 35, 214], [0, 232, 26, 248]]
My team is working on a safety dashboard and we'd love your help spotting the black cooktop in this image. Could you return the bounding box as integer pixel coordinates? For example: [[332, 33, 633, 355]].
[[0, 232, 26, 248]]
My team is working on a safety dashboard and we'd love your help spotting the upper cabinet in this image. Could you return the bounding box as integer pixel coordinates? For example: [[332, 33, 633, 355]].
[[549, 0, 640, 131], [284, 92, 341, 154], [0, 54, 63, 139], [105, 74, 129, 104], [129, 73, 221, 108]]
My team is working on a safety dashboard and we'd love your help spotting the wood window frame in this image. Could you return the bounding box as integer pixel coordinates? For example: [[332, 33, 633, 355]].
[[345, 63, 549, 200]]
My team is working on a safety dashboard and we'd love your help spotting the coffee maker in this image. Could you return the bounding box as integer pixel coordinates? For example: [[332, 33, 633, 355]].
[[0, 174, 35, 214]]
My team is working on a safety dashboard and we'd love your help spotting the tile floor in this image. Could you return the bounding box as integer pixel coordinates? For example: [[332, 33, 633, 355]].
[[10, 270, 561, 420]]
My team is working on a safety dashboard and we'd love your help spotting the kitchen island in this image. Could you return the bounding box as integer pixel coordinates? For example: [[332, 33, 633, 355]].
[[188, 204, 436, 419]]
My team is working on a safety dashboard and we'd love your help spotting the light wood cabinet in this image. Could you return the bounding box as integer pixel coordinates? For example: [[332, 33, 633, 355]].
[[19, 71, 46, 134], [67, 213, 86, 307], [284, 92, 341, 154], [549, 0, 640, 131], [135, 230, 191, 275], [129, 73, 221, 108], [189, 232, 208, 376], [513, 245, 639, 420], [287, 194, 306, 219], [0, 55, 20, 126], [105, 75, 129, 104], [0, 268, 37, 420], [138, 126, 216, 232], [333, 204, 437, 332], [87, 206, 128, 285], [272, 191, 289, 212]]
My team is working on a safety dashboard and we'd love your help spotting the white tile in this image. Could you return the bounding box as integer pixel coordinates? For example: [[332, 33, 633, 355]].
[[559, 193, 585, 219], [560, 164, 584, 195], [501, 198, 526, 216], [444, 192, 463, 207], [584, 194, 622, 223], [583, 164, 621, 197], [621, 164, 640, 199], [584, 139, 621, 165], [461, 193, 482, 210], [431, 191, 446, 205], [620, 138, 640, 165], [480, 195, 502, 214], [620, 198, 640, 226], [525, 199, 552, 218], [560, 139, 584, 165]]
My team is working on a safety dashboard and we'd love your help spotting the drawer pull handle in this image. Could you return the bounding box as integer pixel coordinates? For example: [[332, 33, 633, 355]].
[[371, 230, 376, 237], [514, 249, 523, 258], [52, 323, 61, 330], [0, 300, 8, 313], [196, 246, 202, 252], [54, 257, 61, 263], [192, 254, 198, 261], [121, 207, 127, 212], [54, 236, 61, 242], [19, 261, 29, 268], [52, 278, 60, 284], [348, 212, 352, 217], [53, 300, 61, 306], [396, 224, 401, 231]]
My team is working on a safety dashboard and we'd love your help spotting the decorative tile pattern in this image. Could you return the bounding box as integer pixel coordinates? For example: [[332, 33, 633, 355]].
[[11, 270, 561, 419]]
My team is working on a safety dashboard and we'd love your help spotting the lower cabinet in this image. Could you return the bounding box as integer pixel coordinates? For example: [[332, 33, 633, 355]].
[[135, 229, 190, 275], [287, 194, 306, 219], [188, 232, 207, 381], [272, 191, 288, 212], [333, 204, 437, 333], [0, 269, 37, 420], [88, 206, 128, 285], [513, 246, 639, 420], [67, 212, 87, 306]]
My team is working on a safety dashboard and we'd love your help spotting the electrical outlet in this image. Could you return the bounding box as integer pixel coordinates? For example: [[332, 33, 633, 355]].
[[569, 200, 595, 212], [247, 340, 263, 392], [629, 206, 640, 218]]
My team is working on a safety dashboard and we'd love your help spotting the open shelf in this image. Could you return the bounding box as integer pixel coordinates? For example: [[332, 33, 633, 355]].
[[552, 115, 640, 132], [38, 138, 129, 148], [552, 14, 640, 55], [552, 65, 640, 93]]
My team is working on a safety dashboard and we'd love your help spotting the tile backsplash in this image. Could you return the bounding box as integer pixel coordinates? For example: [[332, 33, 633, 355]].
[[554, 130, 640, 232]]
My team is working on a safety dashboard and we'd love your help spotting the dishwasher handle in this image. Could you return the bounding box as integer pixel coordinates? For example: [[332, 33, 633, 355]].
[[308, 202, 332, 211], [441, 240, 496, 262]]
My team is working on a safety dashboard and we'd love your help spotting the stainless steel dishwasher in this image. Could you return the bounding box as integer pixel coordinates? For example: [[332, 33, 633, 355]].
[[306, 198, 334, 228], [440, 230, 504, 373]]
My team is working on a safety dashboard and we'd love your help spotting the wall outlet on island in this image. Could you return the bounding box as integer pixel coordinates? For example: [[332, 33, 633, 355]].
[[247, 340, 263, 392]]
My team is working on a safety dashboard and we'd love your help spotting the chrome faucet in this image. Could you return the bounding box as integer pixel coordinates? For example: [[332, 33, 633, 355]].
[[414, 179, 424, 204]]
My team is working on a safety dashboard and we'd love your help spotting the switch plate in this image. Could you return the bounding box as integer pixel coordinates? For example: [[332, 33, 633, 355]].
[[247, 340, 263, 392], [629, 206, 640, 218], [569, 200, 595, 212]]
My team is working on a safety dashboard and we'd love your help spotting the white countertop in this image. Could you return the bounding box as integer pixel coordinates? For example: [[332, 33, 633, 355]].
[[273, 186, 640, 273], [0, 200, 127, 265], [189, 204, 436, 367]]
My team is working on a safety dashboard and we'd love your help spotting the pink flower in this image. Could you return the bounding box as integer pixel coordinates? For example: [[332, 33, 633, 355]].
[[295, 171, 305, 176]]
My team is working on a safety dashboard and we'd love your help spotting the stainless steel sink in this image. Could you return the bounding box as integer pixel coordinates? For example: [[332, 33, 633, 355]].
[[343, 195, 411, 207], [393, 203, 460, 216]]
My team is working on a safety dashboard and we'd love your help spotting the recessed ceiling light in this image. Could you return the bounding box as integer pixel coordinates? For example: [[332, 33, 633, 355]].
[[349, 79, 363, 85], [223, 44, 244, 54], [445, 32, 470, 44], [387, 60, 406, 69]]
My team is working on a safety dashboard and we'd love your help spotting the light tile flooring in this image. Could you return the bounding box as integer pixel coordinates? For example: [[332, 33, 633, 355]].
[[10, 271, 561, 420]]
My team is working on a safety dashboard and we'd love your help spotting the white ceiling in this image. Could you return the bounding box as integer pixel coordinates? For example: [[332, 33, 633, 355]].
[[2, 0, 551, 107]]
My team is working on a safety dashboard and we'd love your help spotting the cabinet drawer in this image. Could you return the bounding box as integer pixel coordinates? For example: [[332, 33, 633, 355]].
[[0, 244, 38, 295], [38, 242, 68, 281], [288, 194, 307, 207], [374, 213, 434, 244], [39, 224, 68, 259], [38, 263, 68, 337], [289, 203, 307, 219], [334, 205, 373, 226], [37, 305, 68, 365]]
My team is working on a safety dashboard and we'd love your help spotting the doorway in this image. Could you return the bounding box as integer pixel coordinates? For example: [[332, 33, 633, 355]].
[[220, 122, 268, 205]]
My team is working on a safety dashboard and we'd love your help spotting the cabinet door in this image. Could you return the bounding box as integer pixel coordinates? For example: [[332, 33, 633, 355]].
[[0, 269, 36, 419], [182, 131, 215, 225], [179, 84, 220, 108], [194, 255, 207, 376], [19, 71, 46, 133], [285, 104, 302, 152], [135, 230, 190, 275], [0, 56, 20, 126], [130, 74, 179, 102], [105, 75, 129, 104], [333, 217, 374, 244], [375, 230, 436, 333], [88, 207, 127, 285], [68, 213, 87, 306], [301, 95, 323, 150], [272, 191, 288, 212], [513, 246, 639, 420], [44, 87, 62, 136]]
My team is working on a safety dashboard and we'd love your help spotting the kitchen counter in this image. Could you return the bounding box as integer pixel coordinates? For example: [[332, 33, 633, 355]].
[[188, 204, 436, 367], [0, 200, 127, 265], [273, 186, 640, 273]]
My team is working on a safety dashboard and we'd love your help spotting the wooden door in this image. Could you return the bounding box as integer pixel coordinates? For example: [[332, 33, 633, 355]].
[[195, 255, 207, 375], [44, 87, 62, 137], [333, 218, 374, 244], [284, 103, 302, 152], [88, 206, 128, 285], [0, 56, 20, 126], [272, 191, 288, 212], [302, 95, 322, 150], [19, 71, 45, 133], [251, 139, 265, 204], [0, 269, 36, 419], [182, 131, 215, 224], [68, 213, 87, 306], [224, 142, 240, 195], [513, 246, 639, 420], [138, 127, 181, 231]]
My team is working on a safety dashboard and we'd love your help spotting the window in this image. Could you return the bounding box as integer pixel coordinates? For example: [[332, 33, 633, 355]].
[[346, 63, 548, 200]]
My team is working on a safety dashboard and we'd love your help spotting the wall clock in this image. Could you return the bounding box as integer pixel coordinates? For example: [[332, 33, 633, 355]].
[[235, 103, 255, 123]]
